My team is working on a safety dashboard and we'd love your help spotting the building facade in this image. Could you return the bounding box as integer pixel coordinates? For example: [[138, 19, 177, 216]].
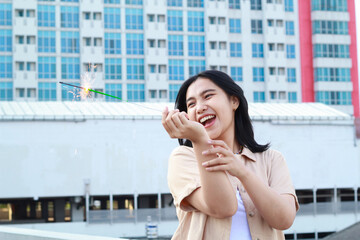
[[0, 0, 358, 116]]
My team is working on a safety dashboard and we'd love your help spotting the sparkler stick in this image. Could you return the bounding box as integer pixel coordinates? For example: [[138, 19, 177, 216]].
[[59, 81, 164, 112]]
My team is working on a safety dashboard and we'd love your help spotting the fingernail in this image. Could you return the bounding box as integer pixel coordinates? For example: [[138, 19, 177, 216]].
[[202, 162, 207, 166], [202, 150, 207, 155], [208, 140, 212, 144]]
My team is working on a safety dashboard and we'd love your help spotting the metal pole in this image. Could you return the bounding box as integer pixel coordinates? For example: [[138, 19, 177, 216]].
[[313, 186, 317, 215], [110, 192, 113, 224], [134, 192, 138, 224], [158, 192, 161, 222]]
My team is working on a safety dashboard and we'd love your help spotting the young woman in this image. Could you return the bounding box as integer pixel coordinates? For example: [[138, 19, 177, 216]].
[[162, 70, 299, 240]]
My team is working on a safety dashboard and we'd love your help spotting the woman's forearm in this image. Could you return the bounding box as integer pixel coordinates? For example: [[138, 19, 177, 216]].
[[239, 169, 296, 230]]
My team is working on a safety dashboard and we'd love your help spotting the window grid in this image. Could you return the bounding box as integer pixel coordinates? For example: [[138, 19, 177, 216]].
[[0, 29, 12, 52], [229, 0, 241, 9], [284, 0, 294, 12], [313, 20, 348, 35], [188, 35, 205, 56], [286, 44, 296, 58], [62, 81, 81, 101], [251, 0, 262, 10], [38, 5, 55, 27], [105, 33, 121, 54], [287, 68, 296, 82], [126, 0, 143, 5], [38, 57, 56, 79], [60, 6, 79, 28], [231, 67, 243, 81], [253, 91, 265, 102], [0, 56, 12, 78], [252, 43, 264, 58], [104, 0, 121, 3], [285, 21, 295, 35], [187, 0, 204, 8], [105, 83, 122, 101], [167, 0, 182, 7], [61, 31, 79, 53], [168, 10, 183, 31], [38, 82, 57, 101], [0, 4, 12, 26], [169, 84, 181, 102], [229, 18, 241, 33], [188, 11, 204, 32], [230, 43, 242, 57], [126, 8, 143, 30], [105, 58, 122, 80], [168, 35, 184, 56], [127, 83, 145, 102], [253, 67, 264, 82], [169, 59, 184, 80], [251, 20, 263, 34], [126, 58, 144, 80], [0, 82, 13, 100], [126, 33, 144, 55], [288, 92, 297, 103], [315, 91, 352, 105], [61, 57, 80, 79], [311, 0, 347, 11], [313, 44, 350, 58], [38, 31, 56, 53], [314, 68, 351, 82], [189, 60, 205, 76], [104, 8, 121, 29]]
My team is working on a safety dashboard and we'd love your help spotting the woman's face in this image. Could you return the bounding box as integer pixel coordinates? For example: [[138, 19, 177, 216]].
[[185, 77, 239, 140]]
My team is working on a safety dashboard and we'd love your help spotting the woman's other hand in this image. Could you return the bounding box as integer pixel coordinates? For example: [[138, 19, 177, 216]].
[[162, 106, 207, 143]]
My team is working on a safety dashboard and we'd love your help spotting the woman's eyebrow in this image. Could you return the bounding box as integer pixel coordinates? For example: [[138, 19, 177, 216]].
[[186, 89, 216, 103]]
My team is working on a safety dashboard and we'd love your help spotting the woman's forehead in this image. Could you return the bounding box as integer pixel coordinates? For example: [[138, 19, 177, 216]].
[[186, 78, 218, 96]]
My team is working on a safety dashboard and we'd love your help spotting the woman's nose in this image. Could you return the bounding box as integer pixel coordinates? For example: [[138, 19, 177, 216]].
[[196, 103, 207, 114]]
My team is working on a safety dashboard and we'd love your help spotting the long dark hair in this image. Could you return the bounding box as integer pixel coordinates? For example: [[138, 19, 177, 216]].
[[175, 70, 269, 153]]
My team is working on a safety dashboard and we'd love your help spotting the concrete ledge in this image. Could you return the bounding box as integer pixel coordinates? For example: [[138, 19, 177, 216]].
[[0, 226, 128, 240]]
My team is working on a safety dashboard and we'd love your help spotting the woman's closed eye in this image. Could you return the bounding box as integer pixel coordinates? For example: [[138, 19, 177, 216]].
[[204, 94, 213, 99]]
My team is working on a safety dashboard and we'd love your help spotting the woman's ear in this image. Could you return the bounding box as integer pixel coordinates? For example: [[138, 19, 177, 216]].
[[231, 96, 239, 111]]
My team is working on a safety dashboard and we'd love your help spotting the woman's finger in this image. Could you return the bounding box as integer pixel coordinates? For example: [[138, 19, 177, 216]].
[[202, 146, 230, 156], [202, 157, 230, 167], [171, 112, 183, 128], [205, 165, 229, 172], [208, 139, 231, 150]]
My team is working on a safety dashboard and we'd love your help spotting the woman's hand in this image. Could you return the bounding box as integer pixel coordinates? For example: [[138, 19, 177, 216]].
[[162, 107, 208, 143], [201, 140, 246, 178]]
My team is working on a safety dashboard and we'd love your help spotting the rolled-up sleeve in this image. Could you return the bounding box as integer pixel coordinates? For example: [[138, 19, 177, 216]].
[[268, 150, 300, 211], [167, 146, 201, 212]]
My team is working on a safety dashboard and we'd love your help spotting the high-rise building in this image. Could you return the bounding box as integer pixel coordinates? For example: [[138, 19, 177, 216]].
[[0, 0, 358, 116]]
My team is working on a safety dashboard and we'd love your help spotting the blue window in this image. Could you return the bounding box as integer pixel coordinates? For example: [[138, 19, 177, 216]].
[[188, 11, 204, 32], [313, 44, 349, 58], [169, 59, 184, 80], [127, 58, 144, 80], [188, 35, 205, 56], [0, 56, 12, 78], [250, 0, 261, 10], [0, 30, 12, 52], [0, 4, 12, 26], [126, 33, 144, 55], [104, 8, 121, 29], [230, 43, 242, 57], [38, 5, 55, 27], [314, 68, 351, 82], [38, 82, 57, 101], [252, 43, 264, 58], [285, 21, 294, 35], [287, 68, 296, 82], [315, 91, 352, 105], [105, 84, 122, 102], [187, 0, 203, 7], [168, 35, 183, 56], [61, 81, 81, 101], [253, 67, 264, 82], [189, 60, 205, 76], [61, 0, 79, 2], [126, 0, 143, 4], [126, 8, 143, 30], [286, 44, 295, 58], [61, 57, 80, 79], [127, 84, 145, 102], [253, 91, 265, 102], [284, 0, 294, 12], [61, 31, 79, 53], [231, 67, 243, 81], [168, 10, 183, 31], [105, 33, 121, 54], [311, 0, 347, 11], [104, 0, 121, 3], [105, 58, 122, 80], [229, 0, 241, 9], [38, 31, 56, 53], [169, 84, 181, 102], [251, 20, 263, 34], [61, 6, 79, 28], [167, 0, 182, 7], [38, 57, 56, 79], [288, 92, 297, 103], [229, 18, 241, 33], [0, 82, 13, 101], [313, 20, 348, 35]]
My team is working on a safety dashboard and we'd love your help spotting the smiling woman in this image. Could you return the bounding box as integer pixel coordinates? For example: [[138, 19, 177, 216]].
[[161, 70, 299, 240]]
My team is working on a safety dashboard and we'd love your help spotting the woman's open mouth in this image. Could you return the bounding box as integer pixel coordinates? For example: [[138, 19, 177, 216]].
[[199, 115, 216, 128]]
